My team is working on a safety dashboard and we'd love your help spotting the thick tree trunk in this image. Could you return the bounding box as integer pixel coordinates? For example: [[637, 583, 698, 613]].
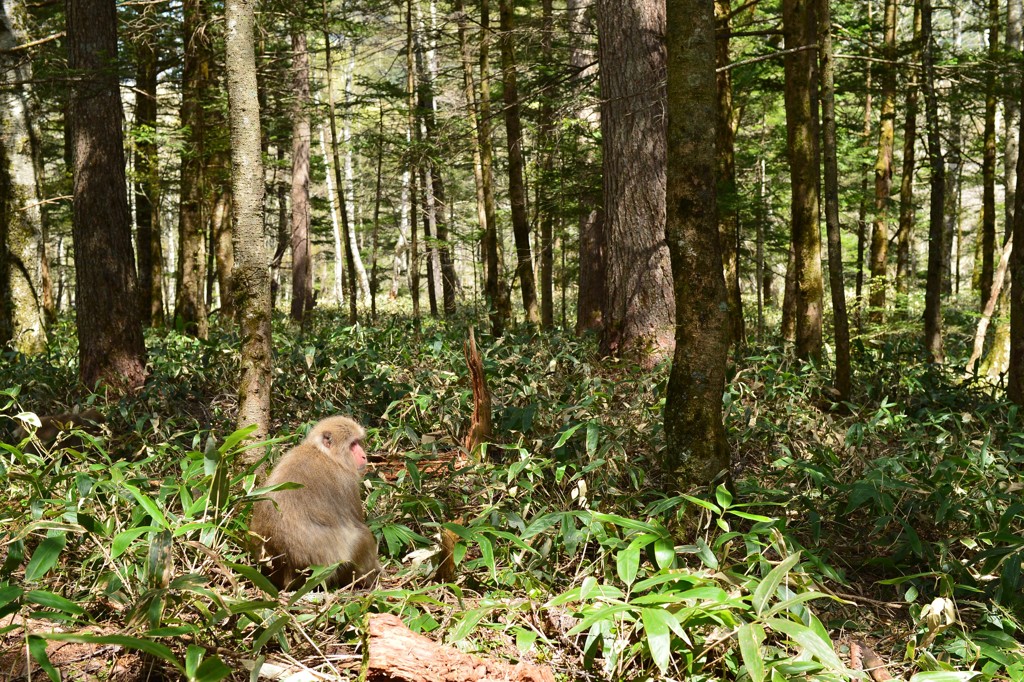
[[290, 30, 313, 324], [596, 0, 675, 359], [499, 0, 540, 328], [67, 0, 147, 391], [869, 0, 897, 322], [176, 0, 210, 338], [782, 0, 823, 360], [225, 0, 271, 454], [921, 0, 945, 363], [0, 0, 48, 354], [663, 0, 730, 488]]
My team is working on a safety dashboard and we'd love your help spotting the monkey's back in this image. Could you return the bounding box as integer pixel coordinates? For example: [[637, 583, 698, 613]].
[[251, 445, 379, 589]]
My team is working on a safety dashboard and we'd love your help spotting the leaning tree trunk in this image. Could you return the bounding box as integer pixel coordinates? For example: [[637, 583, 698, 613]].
[[782, 0, 824, 360], [225, 0, 271, 455], [0, 0, 48, 354], [596, 0, 675, 360], [67, 0, 148, 391], [663, 0, 730, 489]]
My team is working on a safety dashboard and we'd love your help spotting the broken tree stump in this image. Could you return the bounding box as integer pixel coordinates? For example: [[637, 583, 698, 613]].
[[463, 327, 493, 458], [366, 614, 553, 682]]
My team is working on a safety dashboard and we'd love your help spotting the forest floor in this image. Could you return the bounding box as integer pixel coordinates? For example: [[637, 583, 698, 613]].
[[0, 307, 1022, 681]]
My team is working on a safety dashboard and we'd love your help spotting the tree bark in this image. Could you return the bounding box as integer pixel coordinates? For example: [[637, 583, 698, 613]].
[[818, 0, 851, 399], [596, 0, 675, 359], [869, 0, 897, 322], [1010, 60, 1024, 401], [715, 0, 745, 349], [499, 0, 540, 328], [895, 1, 921, 297], [663, 0, 730, 488], [782, 0, 824, 360], [131, 8, 162, 328], [176, 0, 211, 338], [225, 0, 271, 453], [289, 30, 313, 324], [921, 0, 945, 364], [538, 0, 555, 329], [0, 0, 48, 354], [980, 0, 999, 310], [67, 0, 148, 391]]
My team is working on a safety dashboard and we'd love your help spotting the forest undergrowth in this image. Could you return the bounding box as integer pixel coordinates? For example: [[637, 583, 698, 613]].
[[0, 307, 1022, 681]]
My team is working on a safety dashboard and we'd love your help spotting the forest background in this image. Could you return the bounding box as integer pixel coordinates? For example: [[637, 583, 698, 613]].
[[2, 0, 1024, 679]]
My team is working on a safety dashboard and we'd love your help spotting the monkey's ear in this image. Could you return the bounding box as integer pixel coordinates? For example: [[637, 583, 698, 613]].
[[319, 431, 334, 451]]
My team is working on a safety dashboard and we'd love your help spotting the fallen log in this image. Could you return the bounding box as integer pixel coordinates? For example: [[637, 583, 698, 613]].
[[366, 613, 553, 682]]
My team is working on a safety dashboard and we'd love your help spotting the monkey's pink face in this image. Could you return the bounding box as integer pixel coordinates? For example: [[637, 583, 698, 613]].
[[351, 441, 368, 471]]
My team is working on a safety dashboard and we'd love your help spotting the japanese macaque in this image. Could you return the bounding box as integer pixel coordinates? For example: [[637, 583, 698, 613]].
[[250, 416, 381, 590], [11, 408, 104, 455]]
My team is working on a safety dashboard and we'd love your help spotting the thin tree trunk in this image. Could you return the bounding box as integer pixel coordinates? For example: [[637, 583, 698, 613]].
[[225, 0, 271, 454], [715, 0, 745, 348], [406, 0, 420, 323], [342, 47, 372, 304], [177, 0, 210, 338], [921, 0, 945, 363], [458, 0, 506, 334], [370, 106, 384, 320], [290, 30, 313, 324], [132, 13, 160, 328], [782, 0, 824, 360], [869, 0, 897, 322], [855, 0, 873, 321], [67, 0, 147, 391], [538, 0, 555, 329], [818, 0, 851, 399], [895, 1, 921, 298], [318, 122, 344, 304], [499, 0, 540, 327], [212, 180, 233, 318], [980, 0, 999, 310]]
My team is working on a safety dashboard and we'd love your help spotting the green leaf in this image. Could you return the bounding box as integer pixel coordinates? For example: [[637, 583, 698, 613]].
[[45, 633, 181, 671], [553, 423, 584, 449], [227, 562, 279, 597], [586, 421, 599, 456], [0, 583, 24, 608], [25, 589, 87, 617], [738, 623, 766, 682], [641, 608, 673, 674], [112, 526, 162, 557], [653, 538, 676, 569], [715, 485, 733, 509], [24, 534, 66, 582], [616, 546, 640, 585], [123, 484, 170, 529], [765, 617, 848, 674], [907, 674, 979, 682], [28, 635, 60, 682], [449, 607, 488, 642], [752, 552, 801, 616], [192, 654, 231, 682], [217, 424, 259, 455]]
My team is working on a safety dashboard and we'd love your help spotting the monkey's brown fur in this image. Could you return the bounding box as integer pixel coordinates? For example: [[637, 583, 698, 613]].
[[250, 416, 381, 590], [11, 408, 104, 455]]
